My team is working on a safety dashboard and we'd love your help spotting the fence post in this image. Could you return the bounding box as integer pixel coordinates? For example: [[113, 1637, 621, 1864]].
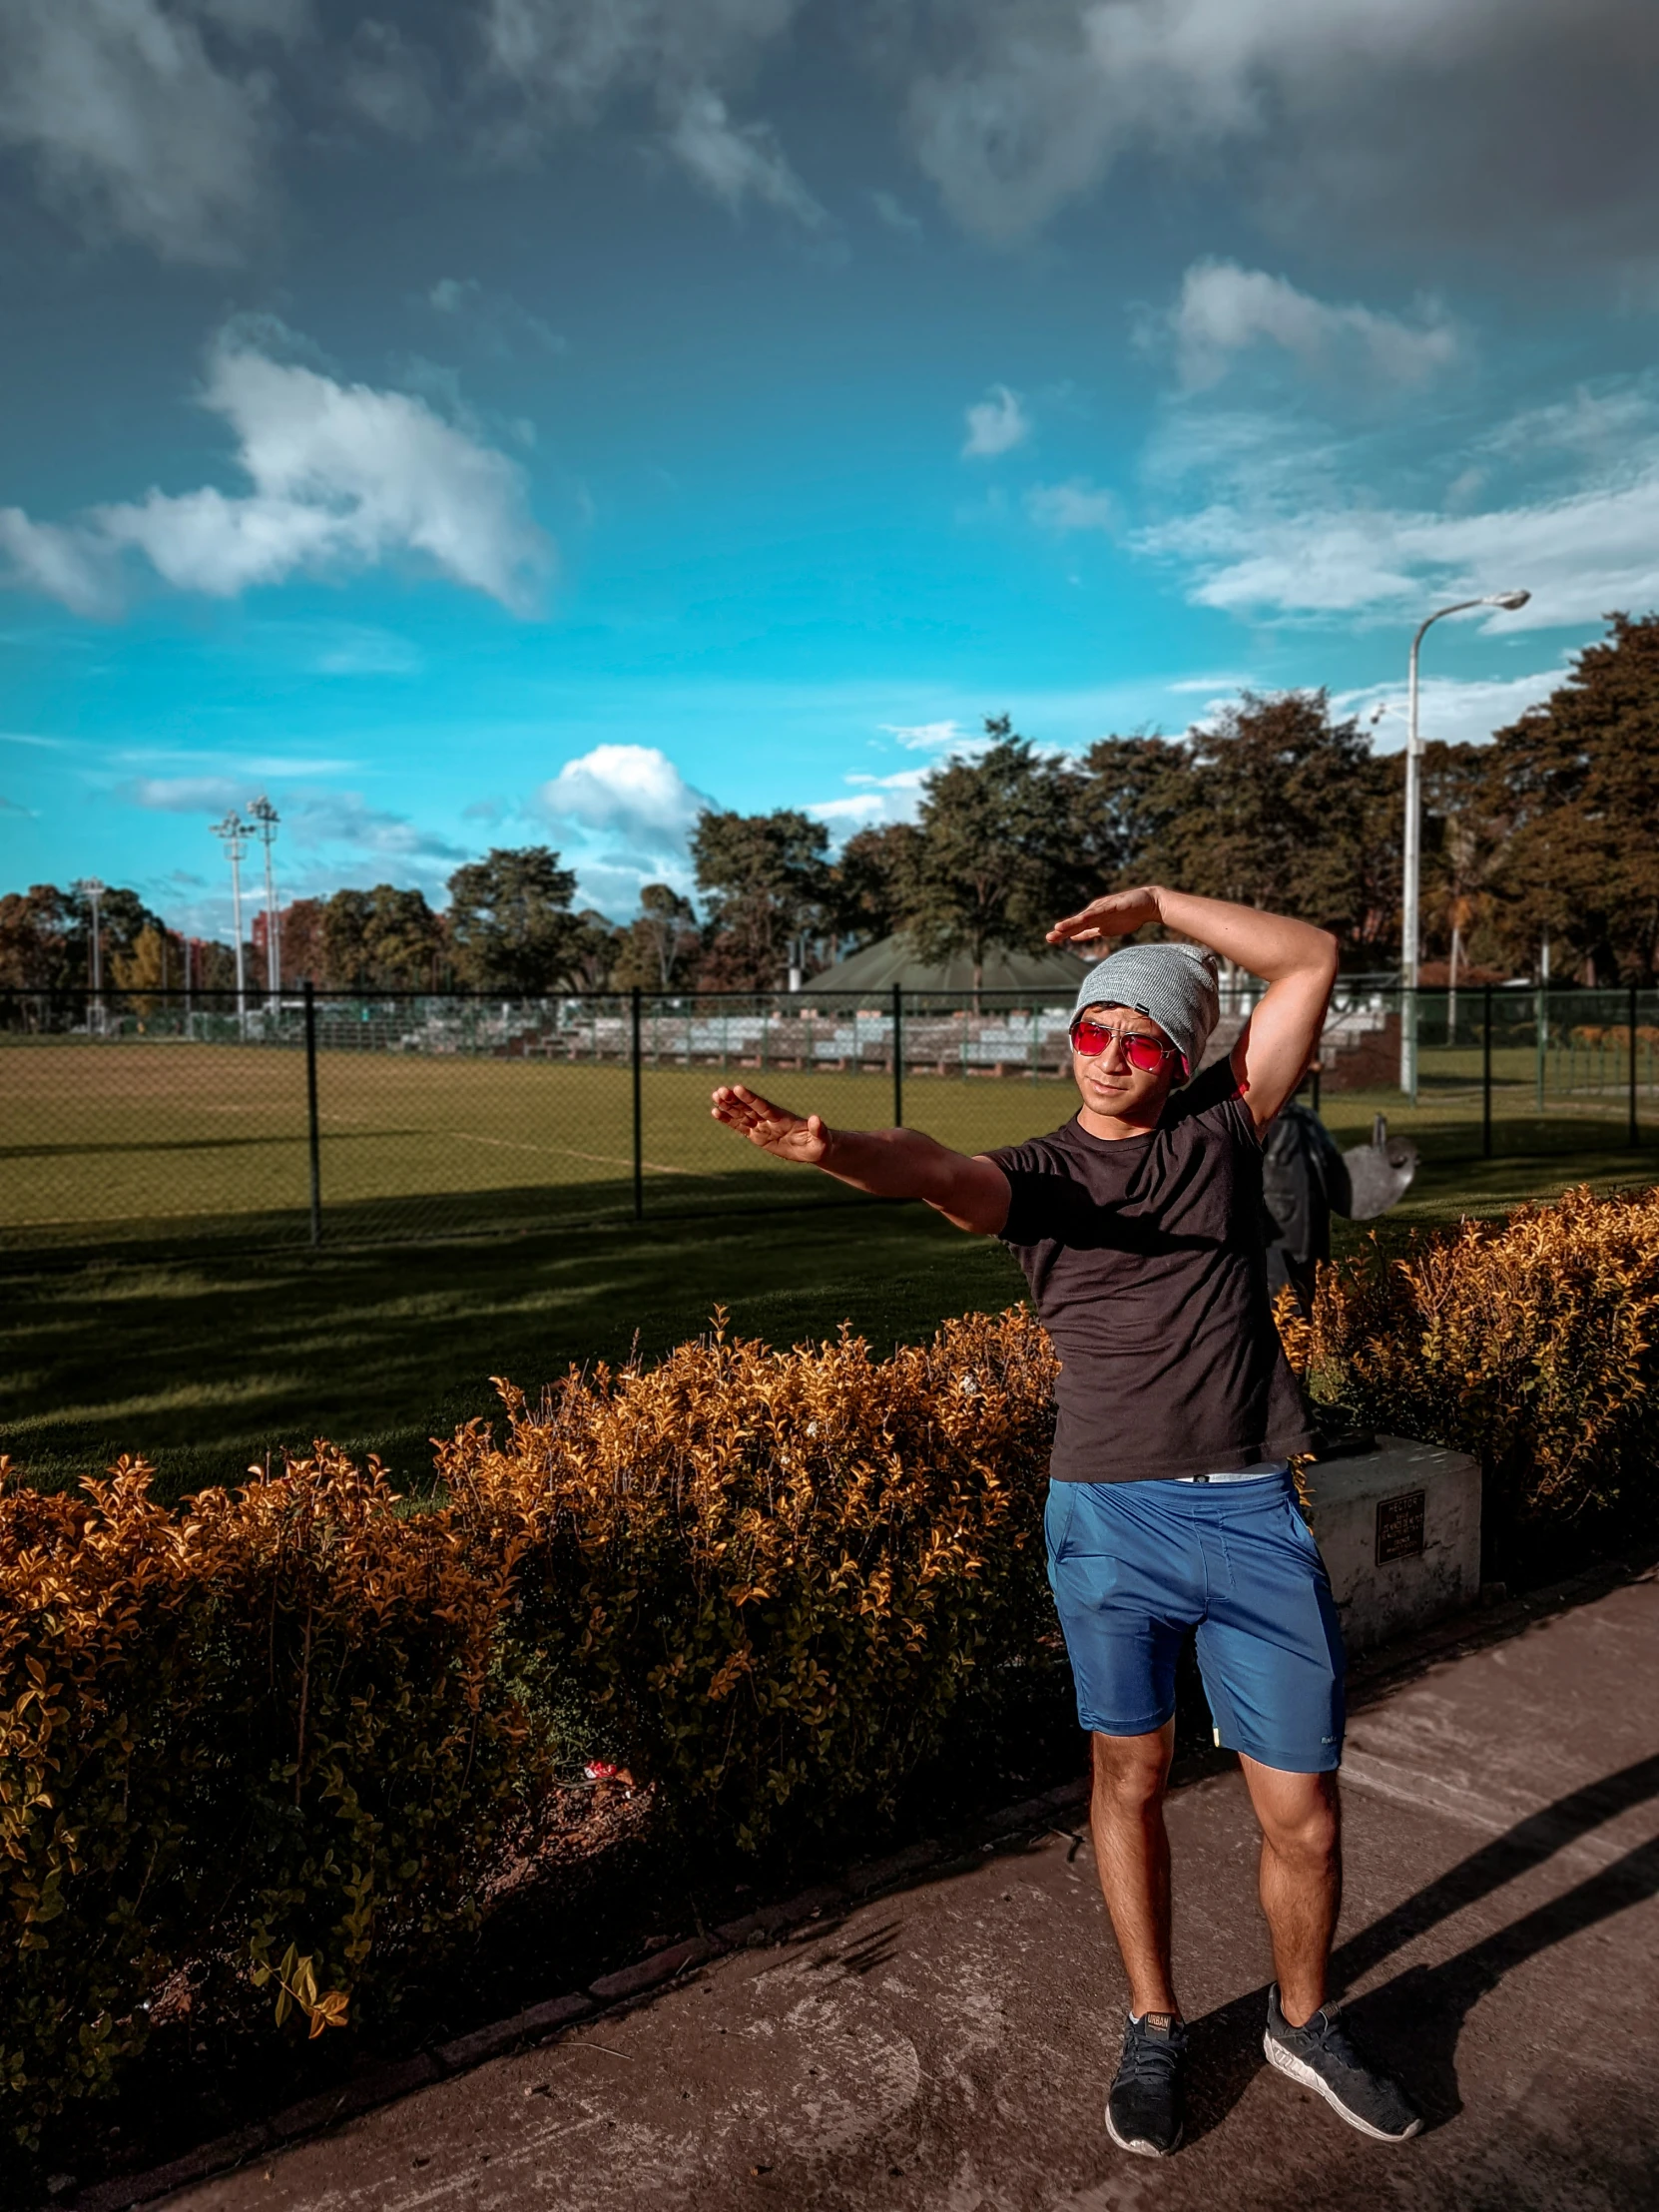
[[631, 988, 644, 1220], [1630, 980, 1640, 1149], [1481, 983, 1493, 1158], [303, 979, 321, 1247], [891, 984, 904, 1127]]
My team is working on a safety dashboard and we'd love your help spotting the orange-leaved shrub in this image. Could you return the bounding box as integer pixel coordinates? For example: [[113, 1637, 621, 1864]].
[[0, 1449, 544, 2146], [1278, 1183, 1659, 1532], [438, 1307, 1060, 1851], [2, 1308, 1059, 2144]]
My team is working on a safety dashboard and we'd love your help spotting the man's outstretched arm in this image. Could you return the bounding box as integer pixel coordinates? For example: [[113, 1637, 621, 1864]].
[[710, 1083, 1011, 1234], [1047, 884, 1338, 1131]]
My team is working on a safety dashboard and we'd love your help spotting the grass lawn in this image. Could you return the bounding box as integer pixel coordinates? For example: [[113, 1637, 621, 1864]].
[[3, 1048, 1659, 1503]]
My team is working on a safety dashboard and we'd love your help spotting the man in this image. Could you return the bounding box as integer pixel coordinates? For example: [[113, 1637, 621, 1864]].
[[710, 883, 1419, 2159], [1261, 1091, 1353, 1314]]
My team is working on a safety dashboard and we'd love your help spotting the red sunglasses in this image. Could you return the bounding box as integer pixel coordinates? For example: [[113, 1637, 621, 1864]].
[[1070, 1017, 1181, 1073]]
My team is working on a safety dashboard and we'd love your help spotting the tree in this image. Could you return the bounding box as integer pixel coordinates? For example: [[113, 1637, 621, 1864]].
[[898, 720, 1092, 994], [692, 811, 831, 989], [1484, 613, 1659, 983], [275, 898, 327, 985], [445, 847, 580, 994], [565, 909, 622, 991], [611, 884, 700, 990], [830, 823, 922, 953], [1140, 693, 1397, 965], [110, 924, 186, 1006], [1075, 734, 1191, 887], [0, 882, 163, 989]]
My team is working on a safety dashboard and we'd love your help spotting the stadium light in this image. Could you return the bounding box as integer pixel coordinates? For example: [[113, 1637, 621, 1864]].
[[248, 795, 281, 1000], [72, 876, 106, 1032], [1399, 590, 1531, 1099], [211, 812, 255, 1029]]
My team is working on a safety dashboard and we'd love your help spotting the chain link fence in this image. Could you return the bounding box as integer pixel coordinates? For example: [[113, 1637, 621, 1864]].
[[2, 979, 1655, 1258]]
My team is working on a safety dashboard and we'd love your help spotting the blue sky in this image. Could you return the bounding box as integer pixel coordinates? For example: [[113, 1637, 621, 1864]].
[[4, 0, 1659, 937]]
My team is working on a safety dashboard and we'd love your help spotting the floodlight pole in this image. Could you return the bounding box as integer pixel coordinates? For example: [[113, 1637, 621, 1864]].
[[74, 876, 106, 1033], [212, 812, 254, 1029], [248, 795, 280, 999], [1400, 589, 1530, 1099]]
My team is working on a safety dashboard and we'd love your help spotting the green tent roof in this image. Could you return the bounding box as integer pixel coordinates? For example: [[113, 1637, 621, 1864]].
[[801, 933, 1087, 996]]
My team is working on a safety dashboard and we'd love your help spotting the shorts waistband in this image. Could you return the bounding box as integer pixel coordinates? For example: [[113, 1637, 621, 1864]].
[[1172, 1460, 1291, 1486]]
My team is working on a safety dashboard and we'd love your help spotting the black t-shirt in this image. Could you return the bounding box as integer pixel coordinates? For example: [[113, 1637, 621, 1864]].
[[988, 1058, 1313, 1483]]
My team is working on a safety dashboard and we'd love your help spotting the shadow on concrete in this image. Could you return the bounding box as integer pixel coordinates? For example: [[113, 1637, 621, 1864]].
[[1184, 1751, 1659, 2144]]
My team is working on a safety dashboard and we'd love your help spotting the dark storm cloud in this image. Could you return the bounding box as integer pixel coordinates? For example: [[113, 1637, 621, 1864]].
[[5, 0, 1657, 277]]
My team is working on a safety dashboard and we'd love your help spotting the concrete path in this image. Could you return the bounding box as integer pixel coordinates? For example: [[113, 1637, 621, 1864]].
[[179, 1571, 1659, 2212]]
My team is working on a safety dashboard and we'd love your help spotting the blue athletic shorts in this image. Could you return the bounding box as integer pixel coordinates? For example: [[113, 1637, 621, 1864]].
[[1044, 1469, 1346, 1773]]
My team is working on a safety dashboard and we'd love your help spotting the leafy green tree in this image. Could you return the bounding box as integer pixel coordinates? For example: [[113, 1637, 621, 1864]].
[[692, 811, 831, 989], [830, 823, 922, 953], [611, 884, 699, 990], [0, 882, 164, 988], [898, 720, 1092, 994], [1484, 613, 1659, 983], [565, 908, 622, 991], [445, 847, 580, 993], [1140, 692, 1397, 965], [1074, 734, 1191, 887]]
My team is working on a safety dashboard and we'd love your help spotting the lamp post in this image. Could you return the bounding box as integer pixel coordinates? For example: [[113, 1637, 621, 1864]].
[[1399, 590, 1531, 1098], [73, 876, 106, 1033], [211, 811, 255, 1028], [248, 795, 280, 1000]]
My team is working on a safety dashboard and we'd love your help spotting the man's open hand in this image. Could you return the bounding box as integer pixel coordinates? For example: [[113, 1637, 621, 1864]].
[[710, 1083, 830, 1166], [1046, 884, 1161, 947]]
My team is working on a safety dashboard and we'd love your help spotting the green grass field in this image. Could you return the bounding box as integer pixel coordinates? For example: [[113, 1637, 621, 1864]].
[[3, 1036, 1656, 1505]]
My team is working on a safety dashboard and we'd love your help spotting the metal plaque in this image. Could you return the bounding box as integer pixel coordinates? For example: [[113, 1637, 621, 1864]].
[[1376, 1489, 1426, 1564]]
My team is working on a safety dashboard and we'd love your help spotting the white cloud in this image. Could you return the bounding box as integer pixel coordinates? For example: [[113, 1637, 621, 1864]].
[[313, 627, 424, 677], [1027, 478, 1115, 532], [879, 719, 974, 751], [429, 276, 481, 314], [0, 0, 291, 264], [125, 774, 245, 812], [1165, 260, 1459, 391], [0, 509, 117, 617], [808, 794, 886, 824], [962, 384, 1029, 458], [0, 327, 553, 617], [664, 86, 825, 225], [1135, 460, 1659, 629], [869, 188, 923, 239], [535, 743, 711, 842], [811, 763, 931, 830], [1339, 667, 1575, 752]]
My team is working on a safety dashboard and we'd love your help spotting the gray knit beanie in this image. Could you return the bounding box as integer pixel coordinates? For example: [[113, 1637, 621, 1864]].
[[1072, 941, 1221, 1077]]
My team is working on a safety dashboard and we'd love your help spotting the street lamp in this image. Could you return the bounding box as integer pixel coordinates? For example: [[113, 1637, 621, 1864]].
[[248, 795, 280, 1000], [73, 876, 106, 1032], [1399, 590, 1531, 1097], [211, 811, 255, 1027]]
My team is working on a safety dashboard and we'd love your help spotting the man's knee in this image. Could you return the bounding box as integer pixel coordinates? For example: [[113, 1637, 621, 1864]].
[[1256, 1771, 1340, 1868], [1091, 1727, 1172, 1816]]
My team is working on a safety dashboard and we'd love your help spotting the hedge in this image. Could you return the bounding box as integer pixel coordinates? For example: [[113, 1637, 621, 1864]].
[[1279, 1182, 1659, 1534], [0, 1308, 1058, 2145]]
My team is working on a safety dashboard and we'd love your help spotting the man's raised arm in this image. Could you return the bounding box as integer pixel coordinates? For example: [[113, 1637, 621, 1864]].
[[1047, 884, 1338, 1130], [709, 1083, 1011, 1235]]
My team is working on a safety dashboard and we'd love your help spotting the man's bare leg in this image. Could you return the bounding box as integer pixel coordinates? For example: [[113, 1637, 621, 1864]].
[[1239, 1757, 1341, 2025], [1090, 1723, 1180, 2017]]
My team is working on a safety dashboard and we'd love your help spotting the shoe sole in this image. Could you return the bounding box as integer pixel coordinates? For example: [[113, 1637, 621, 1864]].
[[1105, 2105, 1184, 2159], [1263, 2032, 1422, 2142]]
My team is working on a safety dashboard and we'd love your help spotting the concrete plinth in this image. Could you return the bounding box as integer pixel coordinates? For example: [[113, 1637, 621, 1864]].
[[1307, 1432, 1481, 1656]]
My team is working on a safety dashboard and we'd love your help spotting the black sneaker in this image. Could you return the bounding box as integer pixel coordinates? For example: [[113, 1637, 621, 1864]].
[[1264, 1984, 1421, 2142], [1105, 2010, 1187, 2157]]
